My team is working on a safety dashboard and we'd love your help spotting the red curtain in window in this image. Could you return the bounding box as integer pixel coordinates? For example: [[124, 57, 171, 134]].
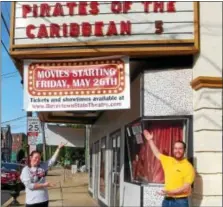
[[132, 121, 183, 183]]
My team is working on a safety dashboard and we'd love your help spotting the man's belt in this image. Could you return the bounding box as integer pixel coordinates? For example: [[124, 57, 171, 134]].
[[165, 197, 188, 200]]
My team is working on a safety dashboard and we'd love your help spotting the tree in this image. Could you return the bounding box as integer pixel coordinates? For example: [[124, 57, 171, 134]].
[[16, 149, 25, 162]]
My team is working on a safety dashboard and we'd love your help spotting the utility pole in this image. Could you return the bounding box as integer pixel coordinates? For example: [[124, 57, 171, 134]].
[[85, 125, 90, 171], [27, 112, 32, 163], [41, 122, 46, 161]]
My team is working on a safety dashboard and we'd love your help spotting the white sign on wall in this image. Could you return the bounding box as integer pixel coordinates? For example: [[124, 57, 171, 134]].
[[24, 56, 130, 112]]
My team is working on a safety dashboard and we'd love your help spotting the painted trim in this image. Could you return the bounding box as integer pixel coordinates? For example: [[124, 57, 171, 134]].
[[89, 143, 93, 190], [10, 46, 199, 60], [142, 115, 193, 120], [98, 199, 108, 207], [88, 190, 93, 197], [191, 76, 223, 90], [12, 39, 195, 49], [140, 185, 144, 207], [93, 140, 100, 200], [141, 71, 144, 118], [125, 117, 142, 128], [9, 2, 15, 52], [97, 137, 108, 205], [88, 187, 93, 194], [193, 2, 200, 51], [108, 129, 121, 207]]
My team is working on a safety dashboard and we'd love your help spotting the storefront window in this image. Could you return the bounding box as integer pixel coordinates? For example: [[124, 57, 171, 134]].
[[99, 137, 106, 197], [89, 146, 93, 188], [125, 120, 185, 184]]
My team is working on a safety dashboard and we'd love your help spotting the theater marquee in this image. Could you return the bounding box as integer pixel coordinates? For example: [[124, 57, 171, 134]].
[[10, 2, 199, 58]]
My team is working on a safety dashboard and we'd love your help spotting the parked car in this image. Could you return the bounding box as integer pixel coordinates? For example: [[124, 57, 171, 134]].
[[1, 162, 25, 189]]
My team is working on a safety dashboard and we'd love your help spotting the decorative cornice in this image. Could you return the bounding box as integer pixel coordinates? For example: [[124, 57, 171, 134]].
[[191, 76, 223, 90]]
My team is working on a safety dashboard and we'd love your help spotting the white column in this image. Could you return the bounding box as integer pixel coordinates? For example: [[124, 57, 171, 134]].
[[192, 2, 222, 206]]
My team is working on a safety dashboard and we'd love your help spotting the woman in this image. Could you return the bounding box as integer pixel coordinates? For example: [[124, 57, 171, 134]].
[[20, 143, 66, 207]]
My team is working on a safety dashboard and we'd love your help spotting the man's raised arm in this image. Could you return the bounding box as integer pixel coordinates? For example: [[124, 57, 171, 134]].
[[143, 130, 161, 160]]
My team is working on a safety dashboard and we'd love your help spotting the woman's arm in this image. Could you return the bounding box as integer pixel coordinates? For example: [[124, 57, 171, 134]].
[[20, 167, 55, 190], [47, 142, 66, 167], [33, 182, 55, 190], [23, 180, 55, 190]]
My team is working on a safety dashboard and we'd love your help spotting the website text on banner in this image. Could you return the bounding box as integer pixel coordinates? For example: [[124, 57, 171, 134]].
[[24, 56, 130, 111]]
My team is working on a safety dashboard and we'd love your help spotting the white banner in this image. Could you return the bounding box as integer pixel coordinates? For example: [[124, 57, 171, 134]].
[[24, 56, 130, 111]]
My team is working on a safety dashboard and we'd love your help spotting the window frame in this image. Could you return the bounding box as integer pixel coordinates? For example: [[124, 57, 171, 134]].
[[99, 136, 107, 198], [124, 115, 193, 185], [89, 145, 93, 189]]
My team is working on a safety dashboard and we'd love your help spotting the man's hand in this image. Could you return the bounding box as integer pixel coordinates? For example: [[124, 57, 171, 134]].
[[157, 185, 192, 197], [143, 130, 153, 141], [157, 189, 168, 196]]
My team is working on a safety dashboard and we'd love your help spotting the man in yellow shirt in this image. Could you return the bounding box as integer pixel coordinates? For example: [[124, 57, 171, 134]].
[[143, 129, 195, 207]]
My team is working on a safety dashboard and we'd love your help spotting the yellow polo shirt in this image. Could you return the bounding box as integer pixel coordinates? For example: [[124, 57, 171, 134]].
[[160, 154, 195, 198]]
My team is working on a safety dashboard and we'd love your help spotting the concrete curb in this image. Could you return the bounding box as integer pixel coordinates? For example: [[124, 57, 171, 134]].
[[2, 191, 25, 207], [2, 197, 13, 207]]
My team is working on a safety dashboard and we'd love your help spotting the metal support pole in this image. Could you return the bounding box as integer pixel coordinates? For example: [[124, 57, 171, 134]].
[[85, 125, 90, 171], [27, 112, 32, 163], [41, 122, 46, 161]]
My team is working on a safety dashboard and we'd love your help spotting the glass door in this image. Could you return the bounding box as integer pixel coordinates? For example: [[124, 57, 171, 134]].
[[110, 131, 121, 207]]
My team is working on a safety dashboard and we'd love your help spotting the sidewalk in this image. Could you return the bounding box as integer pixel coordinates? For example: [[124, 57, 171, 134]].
[[3, 167, 98, 207]]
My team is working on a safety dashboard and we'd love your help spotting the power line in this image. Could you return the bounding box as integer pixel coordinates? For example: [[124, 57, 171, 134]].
[[1, 74, 18, 80], [1, 39, 10, 57], [1, 116, 27, 124], [1, 73, 18, 79], [1, 12, 10, 36], [1, 71, 18, 77], [10, 120, 27, 128], [11, 125, 27, 130], [11, 121, 27, 126]]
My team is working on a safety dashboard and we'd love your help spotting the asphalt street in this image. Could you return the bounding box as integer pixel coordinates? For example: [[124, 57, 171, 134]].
[[1, 190, 11, 205]]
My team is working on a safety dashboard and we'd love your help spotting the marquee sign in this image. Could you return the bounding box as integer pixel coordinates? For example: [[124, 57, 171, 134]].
[[10, 2, 199, 58], [24, 56, 130, 111]]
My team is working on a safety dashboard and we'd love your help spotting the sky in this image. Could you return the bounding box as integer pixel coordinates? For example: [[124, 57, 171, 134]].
[[1, 2, 27, 133]]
